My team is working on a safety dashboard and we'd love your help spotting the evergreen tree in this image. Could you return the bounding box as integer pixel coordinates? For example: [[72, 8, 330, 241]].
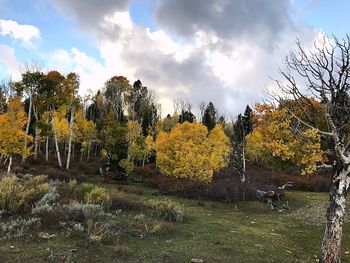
[[202, 102, 217, 131]]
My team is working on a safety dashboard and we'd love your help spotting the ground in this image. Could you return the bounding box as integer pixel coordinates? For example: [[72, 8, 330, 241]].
[[0, 182, 349, 263]]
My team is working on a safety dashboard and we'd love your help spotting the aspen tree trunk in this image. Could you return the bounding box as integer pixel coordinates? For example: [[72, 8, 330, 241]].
[[321, 169, 350, 263], [52, 114, 62, 168], [142, 156, 146, 167], [66, 108, 74, 170], [22, 96, 32, 163], [45, 113, 49, 162], [45, 136, 49, 162], [7, 155, 12, 175], [87, 143, 90, 161], [34, 108, 39, 160], [241, 145, 246, 201]]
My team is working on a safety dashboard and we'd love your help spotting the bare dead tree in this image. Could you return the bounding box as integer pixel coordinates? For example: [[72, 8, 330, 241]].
[[274, 35, 350, 263], [173, 98, 190, 114], [199, 101, 206, 122]]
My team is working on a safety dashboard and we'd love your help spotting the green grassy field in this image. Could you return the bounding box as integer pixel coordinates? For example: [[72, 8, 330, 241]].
[[1, 183, 349, 263]]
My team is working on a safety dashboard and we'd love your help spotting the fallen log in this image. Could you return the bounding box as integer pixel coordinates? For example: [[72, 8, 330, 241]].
[[256, 182, 293, 210]]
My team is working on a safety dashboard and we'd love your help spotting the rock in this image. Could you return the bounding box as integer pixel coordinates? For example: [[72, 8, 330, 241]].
[[9, 246, 19, 253], [191, 258, 204, 263], [39, 232, 56, 239]]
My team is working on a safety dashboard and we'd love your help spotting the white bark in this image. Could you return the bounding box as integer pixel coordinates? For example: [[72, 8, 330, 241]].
[[45, 113, 49, 162], [7, 155, 12, 175], [66, 108, 75, 170], [87, 143, 90, 161], [52, 114, 62, 168], [33, 107, 39, 160], [22, 95, 32, 163], [321, 172, 350, 263]]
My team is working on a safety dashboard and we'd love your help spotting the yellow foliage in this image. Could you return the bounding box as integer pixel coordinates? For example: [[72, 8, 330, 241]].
[[53, 109, 70, 143], [84, 186, 111, 207], [246, 104, 325, 174], [0, 175, 48, 213], [0, 97, 32, 158], [74, 109, 97, 149], [156, 122, 230, 183]]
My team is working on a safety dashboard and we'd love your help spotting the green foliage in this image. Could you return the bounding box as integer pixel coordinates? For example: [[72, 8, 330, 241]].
[[100, 113, 128, 170], [76, 183, 95, 201], [119, 159, 135, 176], [84, 186, 111, 207], [0, 175, 48, 213], [150, 199, 184, 223], [202, 102, 217, 131]]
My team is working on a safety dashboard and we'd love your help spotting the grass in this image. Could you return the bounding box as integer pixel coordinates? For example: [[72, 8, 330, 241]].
[[1, 182, 350, 263]]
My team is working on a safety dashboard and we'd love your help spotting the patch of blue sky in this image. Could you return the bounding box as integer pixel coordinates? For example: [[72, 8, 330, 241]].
[[292, 0, 350, 37], [0, 0, 103, 65], [130, 0, 157, 31]]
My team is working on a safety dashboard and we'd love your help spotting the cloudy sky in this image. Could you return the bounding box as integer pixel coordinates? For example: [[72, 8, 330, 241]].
[[0, 0, 349, 116]]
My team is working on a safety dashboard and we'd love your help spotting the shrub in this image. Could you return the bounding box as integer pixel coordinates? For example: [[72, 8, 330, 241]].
[[0, 217, 41, 240], [31, 187, 64, 225], [84, 186, 111, 207], [86, 219, 120, 244], [68, 179, 78, 190], [63, 202, 106, 222], [119, 159, 134, 177], [0, 175, 48, 213], [76, 183, 95, 201], [149, 199, 184, 223]]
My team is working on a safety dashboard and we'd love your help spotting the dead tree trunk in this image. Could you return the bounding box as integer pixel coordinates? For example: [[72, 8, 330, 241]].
[[321, 169, 350, 263], [274, 35, 350, 263]]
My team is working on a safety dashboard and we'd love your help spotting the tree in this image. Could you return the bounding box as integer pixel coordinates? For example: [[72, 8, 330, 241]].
[[64, 73, 80, 170], [128, 80, 158, 135], [202, 102, 217, 131], [100, 113, 128, 173], [230, 105, 253, 200], [0, 97, 32, 173], [13, 69, 44, 162], [156, 122, 230, 183], [104, 76, 130, 122], [275, 35, 350, 262], [178, 109, 196, 124], [246, 104, 325, 174], [74, 109, 97, 160], [40, 70, 66, 165]]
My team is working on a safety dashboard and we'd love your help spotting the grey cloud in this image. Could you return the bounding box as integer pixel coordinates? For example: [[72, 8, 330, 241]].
[[117, 28, 252, 115], [50, 0, 130, 37], [155, 0, 293, 47]]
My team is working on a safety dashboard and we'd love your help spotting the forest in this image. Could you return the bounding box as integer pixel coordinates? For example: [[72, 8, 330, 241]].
[[0, 35, 349, 263]]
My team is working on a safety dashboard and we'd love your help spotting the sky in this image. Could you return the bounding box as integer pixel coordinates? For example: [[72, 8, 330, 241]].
[[0, 0, 350, 116]]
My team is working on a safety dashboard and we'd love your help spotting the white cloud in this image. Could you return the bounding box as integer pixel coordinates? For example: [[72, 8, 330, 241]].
[[37, 7, 319, 116], [3, 1, 321, 117], [0, 44, 20, 79], [0, 19, 40, 45]]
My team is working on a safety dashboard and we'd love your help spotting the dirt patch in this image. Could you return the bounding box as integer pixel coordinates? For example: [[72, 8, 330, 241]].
[[287, 201, 350, 225]]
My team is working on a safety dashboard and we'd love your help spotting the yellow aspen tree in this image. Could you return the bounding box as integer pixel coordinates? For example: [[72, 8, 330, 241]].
[[156, 122, 230, 183], [246, 104, 325, 174], [0, 97, 33, 174]]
